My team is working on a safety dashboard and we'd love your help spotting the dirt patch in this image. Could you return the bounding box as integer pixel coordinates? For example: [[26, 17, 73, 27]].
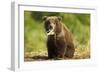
[[24, 48, 90, 62]]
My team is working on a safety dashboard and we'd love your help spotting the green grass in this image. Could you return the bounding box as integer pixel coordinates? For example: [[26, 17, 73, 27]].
[[24, 11, 47, 52]]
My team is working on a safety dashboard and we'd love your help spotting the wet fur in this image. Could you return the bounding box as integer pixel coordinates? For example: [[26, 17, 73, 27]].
[[43, 16, 75, 59]]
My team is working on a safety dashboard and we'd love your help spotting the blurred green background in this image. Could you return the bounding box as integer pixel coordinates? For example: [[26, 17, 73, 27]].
[[24, 11, 90, 58]]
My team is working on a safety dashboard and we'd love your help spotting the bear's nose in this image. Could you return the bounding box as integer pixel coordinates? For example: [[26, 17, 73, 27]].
[[49, 25, 52, 29]]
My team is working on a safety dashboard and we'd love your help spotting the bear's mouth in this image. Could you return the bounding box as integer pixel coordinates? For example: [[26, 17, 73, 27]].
[[47, 29, 55, 36]]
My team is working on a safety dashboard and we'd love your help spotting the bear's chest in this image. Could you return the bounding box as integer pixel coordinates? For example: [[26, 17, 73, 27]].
[[47, 35, 56, 48], [47, 35, 55, 43], [47, 35, 66, 48]]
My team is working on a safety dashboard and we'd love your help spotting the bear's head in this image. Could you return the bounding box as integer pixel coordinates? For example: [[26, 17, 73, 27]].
[[43, 16, 62, 36]]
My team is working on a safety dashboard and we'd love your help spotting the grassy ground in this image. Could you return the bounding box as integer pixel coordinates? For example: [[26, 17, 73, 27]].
[[24, 48, 90, 61], [24, 11, 90, 62]]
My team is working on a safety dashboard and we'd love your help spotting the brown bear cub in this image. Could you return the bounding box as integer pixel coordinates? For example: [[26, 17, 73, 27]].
[[43, 16, 75, 59]]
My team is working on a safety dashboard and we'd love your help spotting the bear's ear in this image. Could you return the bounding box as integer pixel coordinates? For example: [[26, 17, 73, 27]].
[[58, 16, 62, 21], [43, 16, 47, 21]]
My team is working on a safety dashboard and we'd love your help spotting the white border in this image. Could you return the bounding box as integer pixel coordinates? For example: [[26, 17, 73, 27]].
[[11, 1, 97, 71]]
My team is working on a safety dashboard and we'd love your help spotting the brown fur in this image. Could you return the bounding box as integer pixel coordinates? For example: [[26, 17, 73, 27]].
[[43, 16, 75, 59]]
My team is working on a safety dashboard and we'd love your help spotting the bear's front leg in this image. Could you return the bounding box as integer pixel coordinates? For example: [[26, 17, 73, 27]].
[[47, 35, 57, 59], [47, 47, 57, 59]]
